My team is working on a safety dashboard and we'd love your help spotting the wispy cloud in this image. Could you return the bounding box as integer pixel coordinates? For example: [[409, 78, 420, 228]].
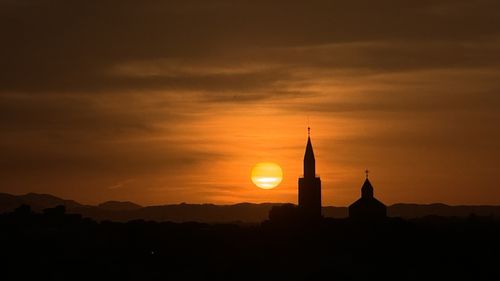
[[1, 0, 500, 205]]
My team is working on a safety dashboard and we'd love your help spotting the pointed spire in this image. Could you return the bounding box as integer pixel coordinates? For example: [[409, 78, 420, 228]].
[[303, 127, 316, 178]]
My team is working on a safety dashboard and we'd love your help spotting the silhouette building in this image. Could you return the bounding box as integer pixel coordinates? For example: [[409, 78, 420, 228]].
[[298, 127, 322, 218], [349, 171, 387, 220]]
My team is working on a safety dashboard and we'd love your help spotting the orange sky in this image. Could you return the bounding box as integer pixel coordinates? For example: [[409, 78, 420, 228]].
[[1, 0, 500, 206]]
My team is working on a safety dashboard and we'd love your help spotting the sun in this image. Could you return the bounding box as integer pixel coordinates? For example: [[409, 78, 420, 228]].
[[251, 162, 283, 189]]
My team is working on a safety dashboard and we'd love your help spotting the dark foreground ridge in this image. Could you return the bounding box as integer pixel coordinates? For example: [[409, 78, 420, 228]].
[[1, 204, 500, 280]]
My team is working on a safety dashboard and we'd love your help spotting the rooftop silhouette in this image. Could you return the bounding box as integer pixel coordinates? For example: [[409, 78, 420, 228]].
[[349, 171, 387, 220]]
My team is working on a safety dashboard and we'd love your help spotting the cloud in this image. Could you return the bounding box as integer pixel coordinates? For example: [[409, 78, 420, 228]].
[[1, 0, 500, 204], [1, 0, 499, 95], [106, 178, 135, 190]]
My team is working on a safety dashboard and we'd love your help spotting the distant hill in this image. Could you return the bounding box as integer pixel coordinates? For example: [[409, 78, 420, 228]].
[[0, 192, 83, 212], [77, 202, 286, 223], [97, 201, 142, 211], [2, 192, 500, 222], [388, 203, 500, 218]]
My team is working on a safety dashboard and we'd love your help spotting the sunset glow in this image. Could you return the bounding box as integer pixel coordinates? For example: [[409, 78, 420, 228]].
[[1, 1, 500, 206], [2, 2, 499, 279]]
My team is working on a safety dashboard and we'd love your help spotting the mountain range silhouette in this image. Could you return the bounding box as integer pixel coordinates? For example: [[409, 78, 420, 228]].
[[2, 192, 499, 223]]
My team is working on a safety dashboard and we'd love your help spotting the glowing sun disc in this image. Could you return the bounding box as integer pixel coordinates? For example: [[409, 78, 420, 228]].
[[251, 162, 283, 189]]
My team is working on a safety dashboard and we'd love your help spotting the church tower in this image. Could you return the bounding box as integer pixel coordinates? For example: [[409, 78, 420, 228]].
[[298, 127, 322, 218], [348, 170, 387, 220]]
